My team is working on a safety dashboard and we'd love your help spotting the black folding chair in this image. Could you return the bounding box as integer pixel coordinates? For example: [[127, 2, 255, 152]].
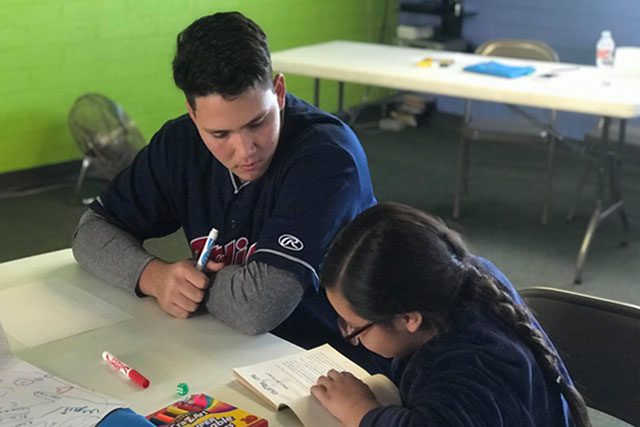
[[520, 287, 640, 426]]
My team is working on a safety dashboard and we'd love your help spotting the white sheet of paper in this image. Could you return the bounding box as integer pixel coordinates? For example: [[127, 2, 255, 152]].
[[234, 345, 401, 427], [0, 319, 126, 426], [287, 374, 400, 427], [0, 323, 10, 364], [0, 278, 132, 347], [234, 344, 370, 406]]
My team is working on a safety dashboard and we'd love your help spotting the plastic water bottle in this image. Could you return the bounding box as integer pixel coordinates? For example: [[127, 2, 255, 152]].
[[596, 30, 615, 68]]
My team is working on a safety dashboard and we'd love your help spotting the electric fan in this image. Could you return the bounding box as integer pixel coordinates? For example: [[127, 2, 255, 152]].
[[68, 93, 145, 203]]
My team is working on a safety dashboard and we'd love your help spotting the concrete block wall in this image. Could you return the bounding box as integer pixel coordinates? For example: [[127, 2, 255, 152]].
[[0, 0, 395, 174]]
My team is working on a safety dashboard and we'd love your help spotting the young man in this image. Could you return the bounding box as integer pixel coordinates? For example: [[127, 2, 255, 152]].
[[72, 12, 386, 372]]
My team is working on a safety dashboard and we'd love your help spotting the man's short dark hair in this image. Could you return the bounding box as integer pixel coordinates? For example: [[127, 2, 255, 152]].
[[172, 12, 273, 108]]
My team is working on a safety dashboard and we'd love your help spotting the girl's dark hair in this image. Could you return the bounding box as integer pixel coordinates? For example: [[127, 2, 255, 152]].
[[172, 12, 273, 108], [321, 202, 590, 427]]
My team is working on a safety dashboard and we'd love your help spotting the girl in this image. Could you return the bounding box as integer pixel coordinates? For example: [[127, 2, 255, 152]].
[[311, 203, 590, 427]]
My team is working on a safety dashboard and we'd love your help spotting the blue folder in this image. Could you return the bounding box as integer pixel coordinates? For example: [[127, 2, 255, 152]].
[[463, 61, 535, 78]]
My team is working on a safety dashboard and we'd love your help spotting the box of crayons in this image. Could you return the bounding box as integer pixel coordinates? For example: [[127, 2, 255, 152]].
[[146, 393, 268, 426]]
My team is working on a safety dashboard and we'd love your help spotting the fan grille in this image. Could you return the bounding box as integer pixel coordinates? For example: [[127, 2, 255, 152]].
[[68, 93, 144, 179]]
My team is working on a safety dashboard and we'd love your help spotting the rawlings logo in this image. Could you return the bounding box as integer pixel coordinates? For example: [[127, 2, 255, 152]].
[[278, 234, 304, 251]]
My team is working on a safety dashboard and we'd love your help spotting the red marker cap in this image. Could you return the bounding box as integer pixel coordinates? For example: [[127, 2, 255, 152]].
[[129, 369, 150, 388]]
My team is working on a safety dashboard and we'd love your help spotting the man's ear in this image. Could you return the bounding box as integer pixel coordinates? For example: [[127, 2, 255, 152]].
[[273, 73, 286, 109], [400, 311, 423, 333]]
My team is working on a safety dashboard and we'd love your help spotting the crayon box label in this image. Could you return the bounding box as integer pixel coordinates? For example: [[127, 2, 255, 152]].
[[146, 394, 268, 427]]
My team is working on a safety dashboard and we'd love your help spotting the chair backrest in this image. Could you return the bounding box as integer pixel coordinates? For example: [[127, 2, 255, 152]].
[[476, 39, 559, 62], [463, 39, 559, 122], [520, 287, 640, 426]]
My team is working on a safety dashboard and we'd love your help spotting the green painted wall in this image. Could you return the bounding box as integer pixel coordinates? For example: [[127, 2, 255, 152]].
[[0, 0, 395, 174]]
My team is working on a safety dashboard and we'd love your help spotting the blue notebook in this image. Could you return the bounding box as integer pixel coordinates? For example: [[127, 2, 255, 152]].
[[463, 61, 535, 78]]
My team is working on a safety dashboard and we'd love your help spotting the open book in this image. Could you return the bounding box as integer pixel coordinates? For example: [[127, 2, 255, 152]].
[[233, 344, 400, 427]]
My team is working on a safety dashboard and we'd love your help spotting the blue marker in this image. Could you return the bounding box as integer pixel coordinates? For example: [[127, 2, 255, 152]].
[[196, 227, 219, 271]]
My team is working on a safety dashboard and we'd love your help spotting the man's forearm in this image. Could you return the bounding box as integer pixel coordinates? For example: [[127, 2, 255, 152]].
[[206, 262, 304, 335], [72, 209, 155, 293]]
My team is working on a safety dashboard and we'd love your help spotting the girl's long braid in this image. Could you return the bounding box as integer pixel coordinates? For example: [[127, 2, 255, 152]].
[[440, 232, 591, 427]]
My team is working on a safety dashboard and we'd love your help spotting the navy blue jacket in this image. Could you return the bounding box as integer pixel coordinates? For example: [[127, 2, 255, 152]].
[[91, 93, 387, 372], [361, 258, 574, 427]]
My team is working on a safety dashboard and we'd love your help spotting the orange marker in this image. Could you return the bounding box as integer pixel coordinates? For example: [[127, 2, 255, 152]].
[[153, 412, 174, 423]]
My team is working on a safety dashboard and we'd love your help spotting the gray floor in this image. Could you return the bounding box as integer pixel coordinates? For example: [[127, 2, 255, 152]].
[[0, 113, 636, 426], [362, 115, 640, 306]]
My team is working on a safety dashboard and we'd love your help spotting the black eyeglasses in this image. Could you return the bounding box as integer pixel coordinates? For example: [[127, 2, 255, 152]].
[[337, 317, 374, 346]]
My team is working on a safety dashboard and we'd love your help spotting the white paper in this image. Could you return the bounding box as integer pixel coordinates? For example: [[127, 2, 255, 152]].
[[0, 278, 132, 348], [288, 374, 400, 427], [234, 345, 401, 427], [287, 393, 341, 427], [0, 323, 10, 364], [234, 344, 370, 407], [0, 320, 126, 426]]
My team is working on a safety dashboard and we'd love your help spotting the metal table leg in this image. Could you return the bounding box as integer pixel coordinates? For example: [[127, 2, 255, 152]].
[[612, 120, 630, 247], [574, 201, 602, 284], [452, 101, 471, 219], [573, 117, 629, 283], [313, 79, 345, 116]]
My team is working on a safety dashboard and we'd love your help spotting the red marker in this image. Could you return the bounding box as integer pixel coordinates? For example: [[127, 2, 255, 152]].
[[101, 351, 150, 388]]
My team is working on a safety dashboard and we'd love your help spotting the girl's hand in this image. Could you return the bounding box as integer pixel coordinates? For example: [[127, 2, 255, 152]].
[[311, 370, 381, 427]]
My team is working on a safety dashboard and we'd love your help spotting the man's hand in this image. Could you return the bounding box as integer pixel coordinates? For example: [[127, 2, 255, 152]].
[[205, 260, 225, 273], [311, 370, 381, 427], [138, 259, 209, 318]]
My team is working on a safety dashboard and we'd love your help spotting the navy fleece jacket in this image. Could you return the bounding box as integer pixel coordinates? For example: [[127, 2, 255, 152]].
[[361, 258, 574, 427]]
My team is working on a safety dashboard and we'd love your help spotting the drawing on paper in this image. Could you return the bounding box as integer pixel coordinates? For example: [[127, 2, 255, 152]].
[[0, 357, 125, 426]]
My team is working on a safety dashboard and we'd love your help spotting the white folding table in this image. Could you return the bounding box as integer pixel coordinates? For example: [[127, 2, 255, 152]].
[[272, 40, 640, 283], [0, 249, 303, 426]]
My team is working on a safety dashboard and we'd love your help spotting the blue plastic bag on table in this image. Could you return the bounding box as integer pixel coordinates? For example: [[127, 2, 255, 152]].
[[463, 61, 535, 78]]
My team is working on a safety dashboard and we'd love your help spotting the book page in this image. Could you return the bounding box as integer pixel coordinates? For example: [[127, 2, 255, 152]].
[[287, 392, 341, 427], [287, 374, 401, 427], [365, 374, 402, 407], [233, 344, 370, 409]]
